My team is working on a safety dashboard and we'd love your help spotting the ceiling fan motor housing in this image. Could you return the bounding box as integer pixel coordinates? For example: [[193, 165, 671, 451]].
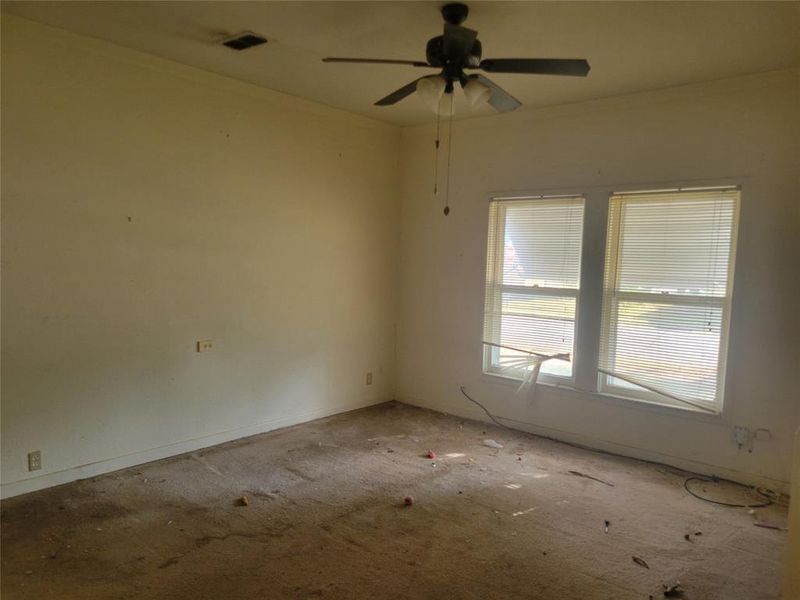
[[426, 36, 482, 69], [441, 3, 469, 26]]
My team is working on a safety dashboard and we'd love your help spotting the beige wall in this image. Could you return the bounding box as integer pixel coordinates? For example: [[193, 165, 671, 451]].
[[1, 16, 401, 498], [398, 69, 800, 490], [2, 14, 798, 500]]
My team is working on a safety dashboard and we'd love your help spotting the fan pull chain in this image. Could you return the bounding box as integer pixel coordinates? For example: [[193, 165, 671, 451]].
[[433, 104, 441, 200], [443, 92, 454, 216]]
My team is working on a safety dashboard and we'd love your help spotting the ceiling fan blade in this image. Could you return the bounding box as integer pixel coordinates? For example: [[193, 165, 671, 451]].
[[478, 58, 590, 77], [374, 77, 429, 106], [472, 75, 521, 112], [323, 57, 432, 67], [443, 23, 478, 61]]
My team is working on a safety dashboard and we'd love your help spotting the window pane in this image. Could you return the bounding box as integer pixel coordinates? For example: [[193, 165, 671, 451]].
[[608, 300, 724, 404], [600, 188, 738, 409], [496, 293, 575, 376], [502, 200, 583, 289], [617, 197, 735, 297], [484, 196, 584, 381]]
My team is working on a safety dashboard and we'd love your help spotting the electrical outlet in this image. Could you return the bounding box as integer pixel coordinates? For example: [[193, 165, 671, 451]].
[[732, 426, 753, 451], [197, 340, 213, 352], [754, 428, 773, 441], [366, 372, 373, 385], [28, 450, 41, 472]]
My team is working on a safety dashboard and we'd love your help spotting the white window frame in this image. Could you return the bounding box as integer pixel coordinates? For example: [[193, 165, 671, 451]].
[[482, 195, 585, 384], [479, 180, 743, 420], [597, 187, 740, 413]]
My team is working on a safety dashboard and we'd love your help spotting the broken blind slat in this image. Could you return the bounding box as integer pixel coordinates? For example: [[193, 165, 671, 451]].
[[599, 188, 739, 411], [483, 196, 585, 379]]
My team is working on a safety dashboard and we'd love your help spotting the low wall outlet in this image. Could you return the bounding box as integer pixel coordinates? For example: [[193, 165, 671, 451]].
[[197, 340, 213, 352], [366, 372, 373, 385], [732, 426, 754, 451], [754, 428, 773, 441], [28, 450, 41, 471]]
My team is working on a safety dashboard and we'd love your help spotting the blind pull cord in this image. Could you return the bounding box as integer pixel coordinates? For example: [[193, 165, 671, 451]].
[[443, 92, 454, 216], [432, 102, 441, 202]]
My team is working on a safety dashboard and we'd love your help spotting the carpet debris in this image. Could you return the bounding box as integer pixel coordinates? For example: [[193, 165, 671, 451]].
[[404, 496, 414, 506], [238, 495, 249, 506], [426, 450, 436, 459], [567, 470, 614, 487], [684, 530, 703, 542], [632, 556, 650, 569], [483, 439, 503, 449], [662, 582, 685, 598], [604, 520, 610, 533], [512, 507, 539, 517], [753, 521, 785, 531]]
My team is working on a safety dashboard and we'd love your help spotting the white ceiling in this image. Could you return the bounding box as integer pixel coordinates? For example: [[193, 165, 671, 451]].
[[4, 1, 799, 126]]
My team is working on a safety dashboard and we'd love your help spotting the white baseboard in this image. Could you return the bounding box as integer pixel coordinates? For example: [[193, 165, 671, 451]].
[[398, 396, 791, 495], [5, 396, 786, 499], [1, 397, 389, 500]]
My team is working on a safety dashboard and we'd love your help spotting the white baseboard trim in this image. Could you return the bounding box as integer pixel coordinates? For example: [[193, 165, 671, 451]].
[[398, 396, 790, 494], [1, 397, 389, 500]]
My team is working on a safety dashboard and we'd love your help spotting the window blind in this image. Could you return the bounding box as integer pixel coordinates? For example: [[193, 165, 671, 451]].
[[483, 196, 585, 379], [599, 188, 739, 411]]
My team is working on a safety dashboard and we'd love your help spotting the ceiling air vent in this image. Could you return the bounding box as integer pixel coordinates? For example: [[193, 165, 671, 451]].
[[222, 32, 267, 51]]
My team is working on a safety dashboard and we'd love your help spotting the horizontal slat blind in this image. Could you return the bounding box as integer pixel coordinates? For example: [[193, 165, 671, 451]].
[[599, 188, 739, 409], [500, 200, 583, 289], [484, 197, 584, 379]]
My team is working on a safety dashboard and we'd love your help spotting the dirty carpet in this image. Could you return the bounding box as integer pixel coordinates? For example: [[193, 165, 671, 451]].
[[1, 402, 787, 599]]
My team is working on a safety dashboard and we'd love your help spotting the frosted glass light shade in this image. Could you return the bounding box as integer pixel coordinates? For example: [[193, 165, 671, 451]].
[[463, 78, 491, 106], [437, 92, 456, 116], [417, 76, 446, 110]]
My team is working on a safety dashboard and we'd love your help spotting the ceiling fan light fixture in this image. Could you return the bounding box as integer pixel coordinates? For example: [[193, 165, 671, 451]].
[[323, 3, 589, 114], [463, 78, 491, 106], [416, 75, 446, 110]]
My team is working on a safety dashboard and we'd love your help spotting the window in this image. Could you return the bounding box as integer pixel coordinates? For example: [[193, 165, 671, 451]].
[[598, 188, 739, 412], [483, 196, 584, 381]]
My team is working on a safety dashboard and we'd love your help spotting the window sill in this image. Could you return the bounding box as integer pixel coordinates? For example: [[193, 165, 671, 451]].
[[482, 370, 575, 388], [596, 389, 721, 417], [479, 371, 725, 423]]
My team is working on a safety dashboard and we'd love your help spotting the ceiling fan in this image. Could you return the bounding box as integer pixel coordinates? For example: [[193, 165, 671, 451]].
[[323, 3, 590, 113]]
